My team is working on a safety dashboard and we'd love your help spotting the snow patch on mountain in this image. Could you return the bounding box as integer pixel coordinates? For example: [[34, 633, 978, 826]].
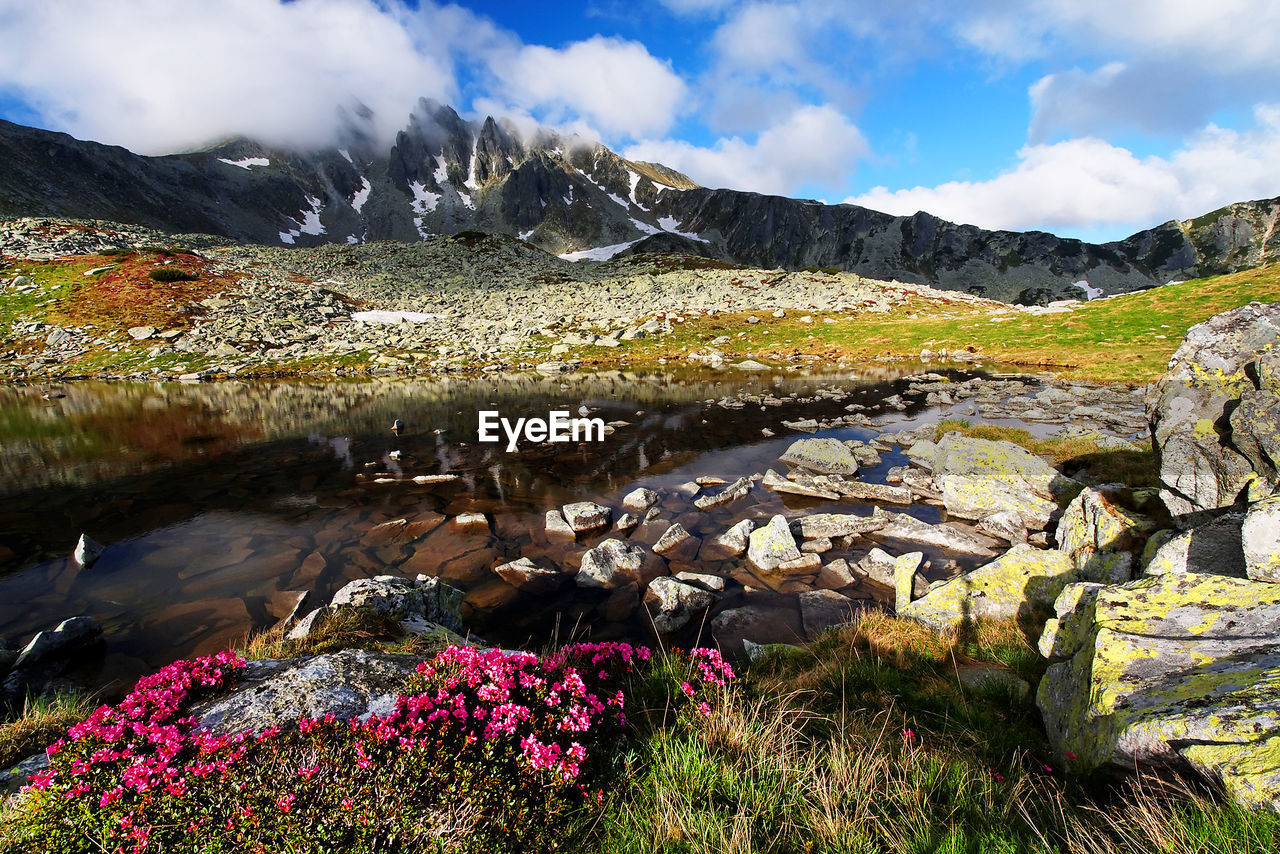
[[219, 157, 269, 170], [559, 239, 642, 262], [350, 178, 371, 214], [627, 170, 649, 211], [338, 149, 352, 164], [278, 195, 325, 244], [658, 216, 706, 242], [410, 181, 442, 238]]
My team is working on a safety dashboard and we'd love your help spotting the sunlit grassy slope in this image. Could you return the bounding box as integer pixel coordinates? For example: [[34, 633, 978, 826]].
[[618, 263, 1280, 384]]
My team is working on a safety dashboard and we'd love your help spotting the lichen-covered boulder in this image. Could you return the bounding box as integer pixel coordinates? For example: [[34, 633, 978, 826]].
[[914, 434, 1077, 528], [899, 544, 1076, 630], [1146, 303, 1280, 520], [747, 514, 802, 572], [779, 438, 859, 475], [1037, 571, 1280, 812], [1058, 486, 1159, 584]]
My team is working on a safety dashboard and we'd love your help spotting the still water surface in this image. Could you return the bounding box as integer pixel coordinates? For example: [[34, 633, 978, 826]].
[[0, 365, 1005, 693]]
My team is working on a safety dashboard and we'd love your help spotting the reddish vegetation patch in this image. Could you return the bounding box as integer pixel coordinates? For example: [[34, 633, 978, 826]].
[[49, 252, 240, 331]]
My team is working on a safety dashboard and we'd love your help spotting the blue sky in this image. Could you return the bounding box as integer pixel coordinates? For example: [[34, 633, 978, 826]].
[[1, 0, 1278, 242]]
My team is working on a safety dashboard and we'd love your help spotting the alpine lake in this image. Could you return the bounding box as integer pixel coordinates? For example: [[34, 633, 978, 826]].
[[0, 363, 1095, 697]]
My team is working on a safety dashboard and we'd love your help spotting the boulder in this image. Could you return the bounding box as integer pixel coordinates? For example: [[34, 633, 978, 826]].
[[2, 616, 105, 706], [977, 509, 1028, 545], [329, 575, 463, 632], [493, 557, 565, 594], [653, 523, 701, 562], [1243, 494, 1280, 582], [1036, 582, 1106, 660], [1058, 486, 1159, 584], [1037, 571, 1280, 811], [694, 476, 751, 510], [922, 434, 1077, 499], [940, 474, 1057, 530], [798, 589, 864, 639], [893, 552, 924, 611], [73, 534, 105, 568], [899, 544, 1077, 631], [747, 515, 802, 571], [699, 519, 754, 560], [762, 469, 839, 500], [791, 513, 885, 540], [1142, 511, 1247, 578], [577, 539, 647, 589], [779, 438, 859, 475], [562, 501, 611, 532], [545, 509, 577, 540], [622, 487, 660, 514], [1146, 303, 1280, 520], [870, 510, 1002, 558], [189, 649, 422, 736], [644, 577, 716, 633]]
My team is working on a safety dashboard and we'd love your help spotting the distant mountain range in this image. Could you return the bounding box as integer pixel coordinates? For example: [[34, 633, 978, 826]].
[[2, 99, 1277, 302]]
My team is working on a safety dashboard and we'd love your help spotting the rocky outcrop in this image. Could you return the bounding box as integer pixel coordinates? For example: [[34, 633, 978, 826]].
[[1037, 572, 1280, 811], [1146, 302, 1280, 520]]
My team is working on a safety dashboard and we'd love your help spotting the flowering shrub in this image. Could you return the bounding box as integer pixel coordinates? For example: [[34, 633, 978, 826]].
[[6, 642, 734, 854]]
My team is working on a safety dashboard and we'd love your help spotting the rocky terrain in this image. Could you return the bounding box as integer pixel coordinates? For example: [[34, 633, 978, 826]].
[[3, 101, 1278, 302], [1, 217, 1019, 381]]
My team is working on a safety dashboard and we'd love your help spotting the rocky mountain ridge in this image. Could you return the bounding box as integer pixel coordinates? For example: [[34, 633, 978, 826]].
[[2, 100, 1278, 302]]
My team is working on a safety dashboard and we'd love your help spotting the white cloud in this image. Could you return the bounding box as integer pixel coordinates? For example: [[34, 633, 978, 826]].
[[625, 104, 868, 196], [844, 105, 1280, 239], [488, 36, 687, 139], [0, 0, 461, 153]]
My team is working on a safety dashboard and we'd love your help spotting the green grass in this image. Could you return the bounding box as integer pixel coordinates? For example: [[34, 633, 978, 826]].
[[0, 691, 94, 770], [592, 613, 1280, 854], [611, 263, 1280, 384]]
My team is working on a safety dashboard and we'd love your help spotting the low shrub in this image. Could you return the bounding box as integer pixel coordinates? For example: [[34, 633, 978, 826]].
[[2, 643, 734, 854], [147, 267, 198, 283]]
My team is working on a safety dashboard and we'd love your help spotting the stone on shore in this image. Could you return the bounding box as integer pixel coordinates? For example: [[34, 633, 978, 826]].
[[1243, 494, 1280, 582], [1145, 303, 1280, 519], [900, 544, 1076, 630], [644, 576, 716, 633]]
